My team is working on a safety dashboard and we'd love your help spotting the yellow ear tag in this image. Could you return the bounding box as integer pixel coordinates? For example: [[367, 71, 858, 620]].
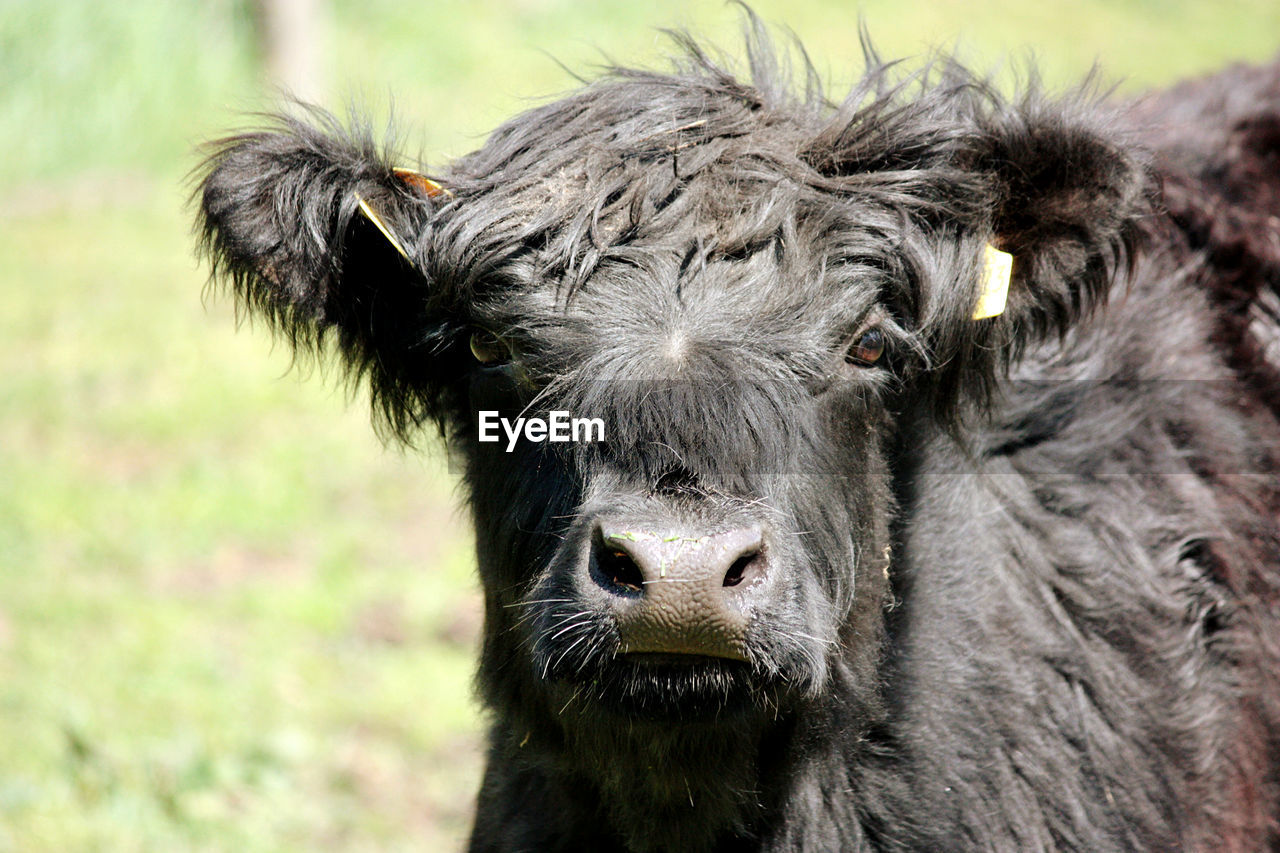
[[392, 167, 453, 199], [353, 191, 411, 263], [972, 244, 1013, 320]]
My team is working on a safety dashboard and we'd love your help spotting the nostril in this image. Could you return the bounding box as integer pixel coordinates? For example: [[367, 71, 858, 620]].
[[722, 550, 761, 588], [593, 543, 645, 596]]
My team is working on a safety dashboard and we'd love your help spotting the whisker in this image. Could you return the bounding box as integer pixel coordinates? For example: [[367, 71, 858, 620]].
[[558, 686, 584, 716], [550, 618, 595, 641], [790, 631, 837, 646], [553, 631, 595, 673]]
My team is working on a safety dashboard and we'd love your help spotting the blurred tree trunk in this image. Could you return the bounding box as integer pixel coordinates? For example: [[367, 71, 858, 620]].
[[257, 0, 326, 105]]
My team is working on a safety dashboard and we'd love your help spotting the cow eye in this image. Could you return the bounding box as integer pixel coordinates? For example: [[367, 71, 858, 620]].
[[469, 329, 510, 366], [845, 328, 885, 367]]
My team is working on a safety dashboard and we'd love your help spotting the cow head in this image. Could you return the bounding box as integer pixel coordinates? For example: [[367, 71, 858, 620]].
[[196, 41, 1146, 733]]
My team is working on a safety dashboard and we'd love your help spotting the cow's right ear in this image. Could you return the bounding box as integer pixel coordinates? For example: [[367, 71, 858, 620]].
[[196, 112, 451, 436]]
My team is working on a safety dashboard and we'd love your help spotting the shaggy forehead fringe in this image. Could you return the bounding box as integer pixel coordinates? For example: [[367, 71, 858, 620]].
[[433, 13, 1089, 292], [196, 12, 1144, 443], [424, 19, 1140, 433]]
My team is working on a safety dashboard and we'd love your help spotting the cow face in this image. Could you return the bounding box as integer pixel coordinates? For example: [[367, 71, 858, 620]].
[[197, 48, 1146, 726]]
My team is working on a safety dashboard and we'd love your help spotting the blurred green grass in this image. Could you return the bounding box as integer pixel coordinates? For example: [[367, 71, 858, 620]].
[[0, 1, 1276, 850]]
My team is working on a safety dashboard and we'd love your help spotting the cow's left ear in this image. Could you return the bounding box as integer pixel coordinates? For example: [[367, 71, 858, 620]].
[[908, 96, 1153, 426], [809, 82, 1151, 425], [964, 95, 1151, 344]]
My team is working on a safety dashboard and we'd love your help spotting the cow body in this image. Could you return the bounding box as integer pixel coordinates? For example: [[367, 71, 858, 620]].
[[197, 27, 1280, 852]]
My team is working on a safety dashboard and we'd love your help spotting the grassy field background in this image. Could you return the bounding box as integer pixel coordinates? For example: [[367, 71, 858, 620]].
[[1, 1, 1277, 850]]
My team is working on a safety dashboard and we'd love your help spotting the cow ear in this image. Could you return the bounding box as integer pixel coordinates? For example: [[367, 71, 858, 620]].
[[196, 111, 452, 437], [964, 94, 1151, 344], [906, 95, 1153, 429], [811, 80, 1151, 428]]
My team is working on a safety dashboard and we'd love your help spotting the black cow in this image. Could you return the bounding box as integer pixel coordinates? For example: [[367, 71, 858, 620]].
[[196, 23, 1280, 852]]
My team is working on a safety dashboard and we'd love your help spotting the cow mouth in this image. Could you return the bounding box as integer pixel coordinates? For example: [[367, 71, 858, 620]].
[[621, 652, 740, 666], [561, 651, 762, 721]]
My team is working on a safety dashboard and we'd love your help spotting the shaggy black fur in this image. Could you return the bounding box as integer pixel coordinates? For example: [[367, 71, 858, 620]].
[[195, 19, 1280, 852]]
